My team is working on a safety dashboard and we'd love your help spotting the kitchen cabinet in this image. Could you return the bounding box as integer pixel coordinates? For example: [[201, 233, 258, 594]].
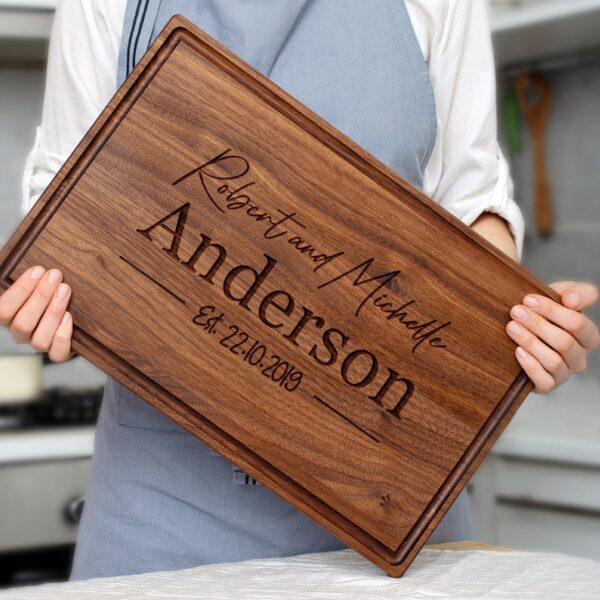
[[0, 428, 93, 553], [469, 380, 600, 560], [470, 454, 600, 559], [0, 460, 88, 552], [0, 0, 54, 62], [489, 0, 600, 66], [0, 1, 54, 39]]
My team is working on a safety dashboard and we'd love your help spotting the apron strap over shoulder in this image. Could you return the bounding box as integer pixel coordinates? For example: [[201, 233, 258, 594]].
[[117, 0, 162, 86]]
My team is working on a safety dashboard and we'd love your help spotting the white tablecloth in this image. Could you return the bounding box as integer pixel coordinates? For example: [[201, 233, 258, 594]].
[[2, 548, 599, 599]]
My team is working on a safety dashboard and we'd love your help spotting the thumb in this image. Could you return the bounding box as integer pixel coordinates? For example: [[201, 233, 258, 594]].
[[550, 281, 599, 310]]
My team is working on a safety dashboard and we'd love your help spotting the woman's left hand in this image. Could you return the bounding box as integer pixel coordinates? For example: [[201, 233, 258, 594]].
[[506, 281, 600, 394]]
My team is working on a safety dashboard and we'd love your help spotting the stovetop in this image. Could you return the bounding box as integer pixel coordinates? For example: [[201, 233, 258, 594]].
[[0, 386, 103, 431]]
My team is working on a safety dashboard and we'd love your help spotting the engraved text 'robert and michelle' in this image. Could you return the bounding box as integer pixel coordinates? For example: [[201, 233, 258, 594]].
[[135, 149, 452, 419]]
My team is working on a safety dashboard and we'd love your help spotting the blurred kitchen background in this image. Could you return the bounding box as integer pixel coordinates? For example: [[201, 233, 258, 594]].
[[0, 0, 599, 588]]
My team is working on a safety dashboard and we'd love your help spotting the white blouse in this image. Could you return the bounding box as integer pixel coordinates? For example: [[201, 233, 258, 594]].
[[21, 0, 525, 259]]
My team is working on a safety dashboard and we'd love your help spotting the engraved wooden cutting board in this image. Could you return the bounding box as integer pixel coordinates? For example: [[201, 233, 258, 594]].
[[0, 15, 558, 576]]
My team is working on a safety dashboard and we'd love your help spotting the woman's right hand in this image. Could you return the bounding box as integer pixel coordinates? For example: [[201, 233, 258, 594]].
[[0, 265, 73, 362]]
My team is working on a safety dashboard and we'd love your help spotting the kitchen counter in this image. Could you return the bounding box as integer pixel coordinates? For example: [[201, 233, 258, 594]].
[[0, 426, 94, 465], [1, 545, 598, 599]]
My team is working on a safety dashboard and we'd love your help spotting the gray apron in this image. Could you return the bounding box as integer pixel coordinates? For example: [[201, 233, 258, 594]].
[[70, 0, 473, 580]]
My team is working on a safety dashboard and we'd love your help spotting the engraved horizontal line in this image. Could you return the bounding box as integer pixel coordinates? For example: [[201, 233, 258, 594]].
[[313, 394, 380, 443], [119, 255, 186, 305]]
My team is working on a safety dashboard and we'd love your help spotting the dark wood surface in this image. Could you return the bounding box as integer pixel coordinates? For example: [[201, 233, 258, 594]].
[[0, 15, 560, 577]]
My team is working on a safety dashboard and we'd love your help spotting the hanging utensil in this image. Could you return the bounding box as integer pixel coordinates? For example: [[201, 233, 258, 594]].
[[515, 73, 554, 237]]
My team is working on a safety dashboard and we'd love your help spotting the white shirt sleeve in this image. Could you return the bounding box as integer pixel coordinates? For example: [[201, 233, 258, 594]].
[[408, 0, 525, 260], [20, 0, 126, 217]]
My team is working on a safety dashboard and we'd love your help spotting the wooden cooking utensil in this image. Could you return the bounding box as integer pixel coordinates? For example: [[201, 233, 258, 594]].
[[515, 73, 554, 237]]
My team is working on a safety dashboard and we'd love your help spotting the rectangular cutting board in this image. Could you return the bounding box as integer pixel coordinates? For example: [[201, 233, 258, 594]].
[[0, 15, 559, 576]]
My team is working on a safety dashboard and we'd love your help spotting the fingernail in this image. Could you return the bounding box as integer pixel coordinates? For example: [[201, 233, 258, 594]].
[[48, 269, 61, 284], [62, 312, 71, 325], [508, 321, 522, 335], [516, 347, 528, 360], [31, 266, 45, 280], [56, 284, 69, 300], [523, 295, 539, 307], [566, 292, 582, 308], [511, 305, 527, 321]]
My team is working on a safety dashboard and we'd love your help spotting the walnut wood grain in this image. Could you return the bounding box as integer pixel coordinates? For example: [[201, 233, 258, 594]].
[[0, 15, 560, 577]]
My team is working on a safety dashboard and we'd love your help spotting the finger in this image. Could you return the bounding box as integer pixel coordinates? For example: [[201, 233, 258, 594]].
[[30, 284, 71, 353], [549, 281, 579, 295], [549, 281, 599, 310], [510, 304, 587, 372], [48, 311, 73, 363], [506, 320, 570, 383], [0, 266, 46, 327], [10, 269, 63, 343], [515, 346, 556, 395], [521, 294, 600, 351]]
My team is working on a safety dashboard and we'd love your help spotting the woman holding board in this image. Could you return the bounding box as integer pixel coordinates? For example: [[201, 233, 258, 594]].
[[0, 0, 598, 580]]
